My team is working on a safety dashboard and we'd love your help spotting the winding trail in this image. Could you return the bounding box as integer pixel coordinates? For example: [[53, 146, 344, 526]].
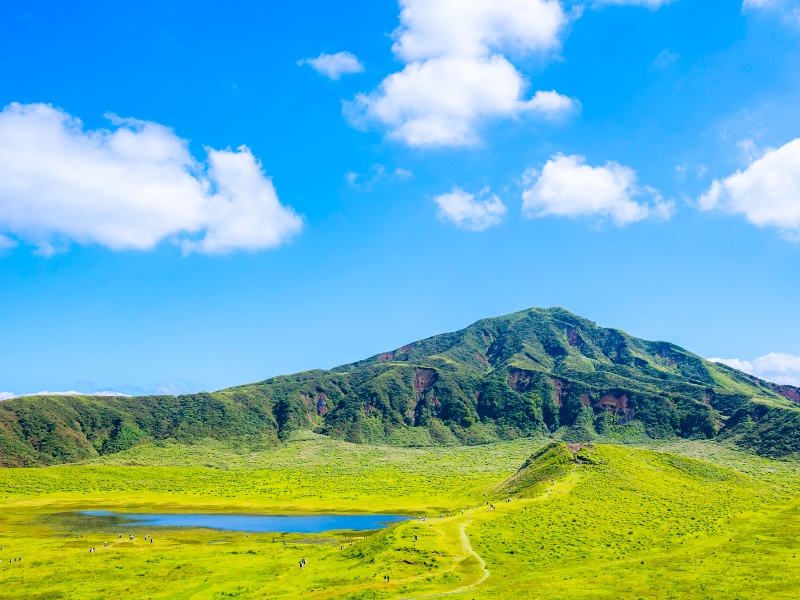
[[399, 516, 488, 600], [400, 470, 582, 599]]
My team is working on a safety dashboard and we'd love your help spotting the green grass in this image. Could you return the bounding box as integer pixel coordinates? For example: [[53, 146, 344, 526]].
[[1, 435, 800, 598]]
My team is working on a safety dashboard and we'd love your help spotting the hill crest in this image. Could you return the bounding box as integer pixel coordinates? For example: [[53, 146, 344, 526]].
[[2, 306, 799, 466]]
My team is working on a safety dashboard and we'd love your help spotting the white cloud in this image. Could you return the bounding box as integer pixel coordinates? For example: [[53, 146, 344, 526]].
[[595, 0, 674, 7], [298, 51, 365, 80], [698, 138, 800, 239], [433, 186, 507, 231], [653, 49, 680, 69], [710, 353, 800, 387], [521, 154, 674, 225], [345, 0, 577, 147], [391, 0, 568, 62], [345, 164, 413, 189], [0, 392, 14, 401], [0, 234, 16, 251], [0, 103, 302, 255], [76, 379, 203, 396], [743, 0, 800, 22]]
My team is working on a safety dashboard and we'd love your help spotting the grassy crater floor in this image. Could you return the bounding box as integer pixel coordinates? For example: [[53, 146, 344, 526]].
[[0, 434, 799, 599]]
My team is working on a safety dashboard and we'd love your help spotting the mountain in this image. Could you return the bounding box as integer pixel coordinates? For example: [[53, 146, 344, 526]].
[[2, 307, 799, 466]]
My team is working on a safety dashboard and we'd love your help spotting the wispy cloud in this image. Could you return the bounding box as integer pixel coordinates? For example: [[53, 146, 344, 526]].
[[298, 51, 365, 80], [710, 353, 800, 386], [653, 49, 680, 69], [3, 391, 131, 399], [594, 0, 675, 7], [743, 0, 800, 23], [0, 103, 302, 256], [77, 379, 206, 397], [345, 164, 413, 190], [433, 186, 507, 231]]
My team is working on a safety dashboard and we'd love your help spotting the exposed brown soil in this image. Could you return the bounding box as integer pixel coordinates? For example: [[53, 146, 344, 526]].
[[507, 368, 532, 392], [413, 368, 438, 393], [550, 378, 567, 407], [771, 384, 800, 405]]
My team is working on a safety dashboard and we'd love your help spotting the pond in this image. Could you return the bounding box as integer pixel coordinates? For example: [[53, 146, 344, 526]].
[[78, 511, 409, 534]]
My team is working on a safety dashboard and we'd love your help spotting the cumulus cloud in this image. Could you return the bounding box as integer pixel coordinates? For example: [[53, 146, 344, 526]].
[[521, 154, 674, 225], [298, 51, 365, 80], [0, 103, 302, 255], [345, 0, 577, 147], [0, 392, 14, 401], [433, 186, 507, 231], [698, 138, 800, 239], [710, 353, 800, 387]]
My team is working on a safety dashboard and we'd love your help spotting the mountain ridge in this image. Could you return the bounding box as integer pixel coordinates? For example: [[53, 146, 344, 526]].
[[2, 307, 799, 466]]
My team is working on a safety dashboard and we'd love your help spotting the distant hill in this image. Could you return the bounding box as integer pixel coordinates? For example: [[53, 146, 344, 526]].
[[2, 307, 799, 466]]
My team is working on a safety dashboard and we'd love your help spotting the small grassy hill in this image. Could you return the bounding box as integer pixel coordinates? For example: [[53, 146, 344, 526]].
[[494, 442, 577, 498]]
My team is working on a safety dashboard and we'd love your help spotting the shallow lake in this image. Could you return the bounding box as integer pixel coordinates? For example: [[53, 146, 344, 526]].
[[78, 511, 409, 533]]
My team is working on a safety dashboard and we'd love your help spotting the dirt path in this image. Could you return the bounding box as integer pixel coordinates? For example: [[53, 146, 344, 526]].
[[399, 516, 488, 599], [400, 470, 582, 599]]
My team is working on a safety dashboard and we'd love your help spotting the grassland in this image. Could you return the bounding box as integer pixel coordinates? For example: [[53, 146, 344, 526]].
[[1, 433, 799, 599]]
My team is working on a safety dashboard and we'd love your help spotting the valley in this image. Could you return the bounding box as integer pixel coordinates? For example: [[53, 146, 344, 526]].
[[1, 433, 799, 598]]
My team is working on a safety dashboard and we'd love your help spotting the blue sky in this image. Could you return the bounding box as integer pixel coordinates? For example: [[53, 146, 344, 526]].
[[2, 0, 800, 397]]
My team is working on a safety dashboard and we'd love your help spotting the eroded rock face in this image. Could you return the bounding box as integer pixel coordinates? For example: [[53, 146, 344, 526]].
[[414, 368, 438, 394], [316, 393, 328, 417], [377, 344, 416, 363], [771, 384, 800, 405], [657, 345, 678, 367], [551, 378, 567, 408], [566, 327, 585, 349], [596, 394, 634, 423], [508, 368, 532, 392], [405, 368, 439, 424]]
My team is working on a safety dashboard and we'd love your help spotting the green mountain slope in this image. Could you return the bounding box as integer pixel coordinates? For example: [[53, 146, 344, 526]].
[[2, 307, 798, 466]]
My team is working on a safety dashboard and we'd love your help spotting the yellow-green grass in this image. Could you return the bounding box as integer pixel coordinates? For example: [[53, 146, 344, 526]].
[[1, 436, 799, 599]]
